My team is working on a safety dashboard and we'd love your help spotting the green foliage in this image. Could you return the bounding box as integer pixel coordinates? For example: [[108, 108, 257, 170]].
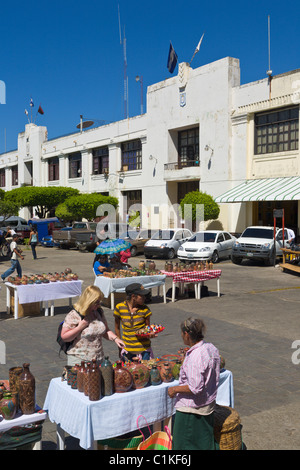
[[60, 193, 119, 221], [0, 200, 20, 225], [4, 187, 80, 218], [180, 191, 220, 222]]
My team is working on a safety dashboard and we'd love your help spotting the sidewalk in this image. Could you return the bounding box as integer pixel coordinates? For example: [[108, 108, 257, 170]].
[[0, 247, 300, 449]]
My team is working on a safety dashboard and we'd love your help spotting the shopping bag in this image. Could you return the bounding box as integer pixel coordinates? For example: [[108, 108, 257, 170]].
[[136, 415, 172, 450]]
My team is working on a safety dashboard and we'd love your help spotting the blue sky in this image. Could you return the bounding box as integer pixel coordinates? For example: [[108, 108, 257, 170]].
[[0, 0, 299, 153]]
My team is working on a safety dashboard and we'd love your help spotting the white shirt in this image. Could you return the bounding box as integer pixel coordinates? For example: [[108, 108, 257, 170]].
[[10, 241, 18, 260]]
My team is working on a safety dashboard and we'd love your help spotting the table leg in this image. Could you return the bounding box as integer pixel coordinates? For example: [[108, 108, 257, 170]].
[[69, 298, 72, 308], [111, 292, 115, 310], [50, 300, 55, 316], [56, 424, 65, 450], [14, 289, 19, 320], [163, 283, 166, 303], [217, 278, 220, 297], [198, 283, 201, 299], [6, 286, 10, 315], [172, 282, 176, 302], [194, 284, 198, 299], [45, 301, 49, 317]]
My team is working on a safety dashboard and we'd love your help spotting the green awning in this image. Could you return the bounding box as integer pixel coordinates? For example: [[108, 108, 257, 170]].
[[215, 176, 300, 203]]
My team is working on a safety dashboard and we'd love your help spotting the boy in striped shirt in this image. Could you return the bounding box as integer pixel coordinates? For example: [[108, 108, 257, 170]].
[[114, 283, 154, 361]]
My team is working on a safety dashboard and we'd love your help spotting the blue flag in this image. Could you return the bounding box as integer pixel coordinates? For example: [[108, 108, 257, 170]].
[[167, 42, 178, 74]]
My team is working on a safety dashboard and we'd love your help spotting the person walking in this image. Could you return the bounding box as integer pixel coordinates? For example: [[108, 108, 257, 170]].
[[1, 234, 24, 281], [29, 227, 38, 259]]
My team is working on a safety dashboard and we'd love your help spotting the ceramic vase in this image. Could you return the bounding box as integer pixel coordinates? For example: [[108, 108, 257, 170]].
[[89, 359, 101, 401], [159, 362, 173, 383], [0, 392, 17, 420], [100, 356, 113, 396], [77, 361, 86, 393], [19, 363, 36, 415], [150, 365, 161, 385], [127, 357, 150, 389], [172, 360, 182, 380], [113, 361, 133, 393], [83, 363, 91, 396]]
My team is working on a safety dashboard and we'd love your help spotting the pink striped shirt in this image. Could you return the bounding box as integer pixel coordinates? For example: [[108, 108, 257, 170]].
[[174, 340, 220, 409]]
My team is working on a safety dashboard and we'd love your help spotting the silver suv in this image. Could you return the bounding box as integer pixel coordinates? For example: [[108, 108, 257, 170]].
[[231, 226, 290, 266]]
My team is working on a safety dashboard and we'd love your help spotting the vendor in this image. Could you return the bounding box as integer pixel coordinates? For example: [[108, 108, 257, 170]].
[[93, 254, 111, 276], [110, 251, 131, 269], [168, 317, 220, 450], [60, 285, 125, 366], [114, 283, 154, 361], [119, 248, 131, 264]]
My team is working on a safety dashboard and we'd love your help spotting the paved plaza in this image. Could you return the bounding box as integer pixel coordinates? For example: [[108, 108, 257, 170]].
[[0, 245, 300, 450]]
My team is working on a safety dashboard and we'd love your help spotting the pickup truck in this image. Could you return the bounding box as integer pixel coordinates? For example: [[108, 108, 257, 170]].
[[231, 226, 291, 266], [53, 222, 97, 251]]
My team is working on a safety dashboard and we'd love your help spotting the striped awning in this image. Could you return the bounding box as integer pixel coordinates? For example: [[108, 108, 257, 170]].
[[215, 176, 300, 203]]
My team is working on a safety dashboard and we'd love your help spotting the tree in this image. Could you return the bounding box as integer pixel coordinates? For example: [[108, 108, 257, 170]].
[[58, 193, 119, 221], [180, 191, 220, 230], [4, 186, 80, 218], [0, 200, 20, 226]]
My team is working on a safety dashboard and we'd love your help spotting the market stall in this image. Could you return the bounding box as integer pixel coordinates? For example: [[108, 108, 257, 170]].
[[280, 248, 300, 275], [161, 268, 222, 302], [94, 273, 166, 309], [4, 270, 82, 319], [43, 368, 233, 450]]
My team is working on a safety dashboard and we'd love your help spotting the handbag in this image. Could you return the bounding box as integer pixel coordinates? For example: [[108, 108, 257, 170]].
[[136, 415, 172, 450]]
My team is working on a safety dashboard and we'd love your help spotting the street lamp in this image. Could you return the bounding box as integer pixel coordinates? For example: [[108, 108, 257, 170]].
[[135, 75, 144, 115]]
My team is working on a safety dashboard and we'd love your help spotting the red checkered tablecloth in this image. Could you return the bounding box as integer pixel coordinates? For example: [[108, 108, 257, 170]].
[[160, 269, 222, 283]]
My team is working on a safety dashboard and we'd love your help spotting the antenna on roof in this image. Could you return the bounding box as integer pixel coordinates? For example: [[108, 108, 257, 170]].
[[118, 4, 129, 119], [266, 15, 272, 99]]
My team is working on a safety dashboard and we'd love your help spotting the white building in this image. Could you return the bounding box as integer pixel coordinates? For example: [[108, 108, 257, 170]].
[[0, 56, 299, 238]]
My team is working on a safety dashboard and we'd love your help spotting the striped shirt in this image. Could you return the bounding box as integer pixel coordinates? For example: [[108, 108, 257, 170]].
[[114, 301, 151, 353], [175, 340, 220, 410]]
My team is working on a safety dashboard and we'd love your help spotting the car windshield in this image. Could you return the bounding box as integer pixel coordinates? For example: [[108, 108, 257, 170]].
[[242, 228, 273, 239], [152, 230, 174, 240], [188, 232, 217, 243]]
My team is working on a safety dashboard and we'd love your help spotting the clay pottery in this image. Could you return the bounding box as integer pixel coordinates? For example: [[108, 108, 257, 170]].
[[0, 392, 17, 420], [113, 360, 133, 393], [9, 366, 23, 395], [64, 268, 72, 274], [100, 356, 114, 396], [89, 359, 102, 401], [138, 261, 145, 270], [127, 357, 150, 389], [68, 368, 77, 389], [77, 361, 86, 393], [150, 365, 161, 386], [167, 261, 173, 272], [172, 360, 182, 380], [0, 382, 7, 396], [19, 363, 35, 415], [83, 363, 91, 396], [159, 362, 173, 383]]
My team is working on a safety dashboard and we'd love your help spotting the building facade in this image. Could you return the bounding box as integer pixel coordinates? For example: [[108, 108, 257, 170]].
[[0, 57, 299, 237]]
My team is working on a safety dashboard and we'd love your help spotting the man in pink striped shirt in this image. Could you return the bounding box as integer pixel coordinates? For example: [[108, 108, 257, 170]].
[[168, 318, 220, 450]]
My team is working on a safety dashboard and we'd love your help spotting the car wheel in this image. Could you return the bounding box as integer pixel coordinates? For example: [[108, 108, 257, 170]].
[[211, 250, 219, 263], [130, 246, 137, 257], [167, 249, 175, 259], [1, 245, 9, 257], [231, 255, 242, 265]]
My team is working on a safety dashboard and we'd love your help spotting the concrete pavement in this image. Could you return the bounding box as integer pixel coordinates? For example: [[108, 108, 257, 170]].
[[0, 245, 300, 450]]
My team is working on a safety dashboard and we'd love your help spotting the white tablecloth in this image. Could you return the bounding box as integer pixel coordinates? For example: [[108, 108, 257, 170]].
[[0, 407, 47, 433], [43, 369, 233, 450], [94, 274, 166, 298], [5, 280, 83, 304]]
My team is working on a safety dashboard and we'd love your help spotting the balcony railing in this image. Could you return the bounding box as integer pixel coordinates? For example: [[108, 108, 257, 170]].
[[164, 160, 200, 170]]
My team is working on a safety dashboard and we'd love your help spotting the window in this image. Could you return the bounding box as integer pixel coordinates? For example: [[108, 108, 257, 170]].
[[178, 128, 199, 168], [11, 165, 18, 186], [0, 169, 5, 187], [255, 107, 299, 154], [68, 152, 82, 178], [48, 157, 59, 181], [92, 147, 109, 174], [121, 140, 142, 171]]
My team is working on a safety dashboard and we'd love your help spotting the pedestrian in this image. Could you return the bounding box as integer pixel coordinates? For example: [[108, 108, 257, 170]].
[[168, 317, 220, 450], [114, 283, 154, 361], [29, 227, 38, 260], [1, 234, 24, 281], [60, 285, 125, 366]]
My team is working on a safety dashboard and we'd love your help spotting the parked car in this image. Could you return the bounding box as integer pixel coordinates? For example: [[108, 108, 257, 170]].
[[231, 226, 291, 266], [119, 229, 158, 256], [144, 228, 193, 259], [40, 235, 60, 247], [177, 230, 236, 263]]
